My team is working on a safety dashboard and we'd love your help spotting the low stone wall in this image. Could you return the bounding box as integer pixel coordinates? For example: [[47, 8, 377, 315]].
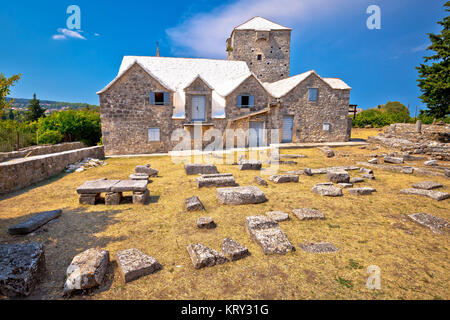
[[0, 142, 85, 163], [0, 146, 104, 195]]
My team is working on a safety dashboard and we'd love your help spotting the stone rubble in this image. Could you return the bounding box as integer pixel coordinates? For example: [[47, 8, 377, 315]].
[[66, 158, 106, 173], [269, 174, 299, 183], [196, 174, 236, 188], [384, 156, 404, 164], [317, 147, 335, 158], [326, 171, 350, 183]]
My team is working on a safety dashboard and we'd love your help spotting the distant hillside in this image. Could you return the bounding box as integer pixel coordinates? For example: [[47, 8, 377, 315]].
[[6, 97, 98, 110]]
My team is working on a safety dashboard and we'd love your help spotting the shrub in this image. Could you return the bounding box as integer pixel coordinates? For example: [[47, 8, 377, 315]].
[[352, 109, 393, 128], [38, 130, 63, 145]]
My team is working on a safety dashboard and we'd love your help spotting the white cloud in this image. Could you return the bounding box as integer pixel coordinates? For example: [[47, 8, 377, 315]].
[[52, 28, 86, 40], [166, 0, 356, 58], [94, 33, 100, 37], [412, 43, 428, 53]]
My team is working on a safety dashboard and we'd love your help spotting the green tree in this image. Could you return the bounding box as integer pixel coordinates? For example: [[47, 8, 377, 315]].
[[379, 101, 411, 122], [0, 73, 21, 117], [416, 1, 450, 119], [25, 93, 46, 122]]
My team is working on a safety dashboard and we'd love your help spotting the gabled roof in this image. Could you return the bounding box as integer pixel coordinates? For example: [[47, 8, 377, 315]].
[[98, 56, 252, 97], [184, 74, 214, 91], [322, 78, 352, 90], [234, 16, 291, 31], [263, 71, 351, 98], [97, 60, 173, 94]]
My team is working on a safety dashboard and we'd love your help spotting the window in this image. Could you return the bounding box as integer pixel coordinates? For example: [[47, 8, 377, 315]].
[[150, 92, 170, 105], [308, 88, 318, 102], [257, 54, 262, 61], [237, 95, 254, 108], [148, 128, 160, 141], [323, 123, 330, 131]]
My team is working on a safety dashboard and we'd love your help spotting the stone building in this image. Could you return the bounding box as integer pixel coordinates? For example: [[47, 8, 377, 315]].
[[97, 17, 352, 155]]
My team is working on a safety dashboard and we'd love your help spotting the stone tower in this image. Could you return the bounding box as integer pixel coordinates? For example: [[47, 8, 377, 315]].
[[226, 17, 291, 83]]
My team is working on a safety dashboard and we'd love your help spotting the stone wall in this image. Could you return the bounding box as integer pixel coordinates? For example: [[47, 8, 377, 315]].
[[278, 73, 351, 143], [99, 64, 183, 155], [225, 75, 270, 120], [0, 142, 85, 163], [0, 146, 104, 195], [227, 29, 291, 83]]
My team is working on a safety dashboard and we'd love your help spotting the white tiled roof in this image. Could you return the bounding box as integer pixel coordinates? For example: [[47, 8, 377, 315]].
[[322, 78, 352, 90], [117, 56, 251, 96], [264, 71, 351, 98], [234, 17, 291, 31]]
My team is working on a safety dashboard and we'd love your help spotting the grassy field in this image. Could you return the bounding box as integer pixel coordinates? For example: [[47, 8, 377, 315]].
[[0, 128, 448, 300]]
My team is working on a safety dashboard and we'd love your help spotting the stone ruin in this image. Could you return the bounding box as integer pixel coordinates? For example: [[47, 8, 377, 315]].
[[368, 123, 450, 161]]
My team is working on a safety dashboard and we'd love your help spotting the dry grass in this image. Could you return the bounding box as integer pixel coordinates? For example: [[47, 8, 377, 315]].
[[0, 129, 448, 300]]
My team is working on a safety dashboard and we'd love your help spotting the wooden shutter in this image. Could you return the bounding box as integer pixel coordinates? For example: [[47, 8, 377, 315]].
[[163, 92, 170, 105], [149, 92, 155, 105], [249, 95, 254, 107], [236, 95, 242, 108]]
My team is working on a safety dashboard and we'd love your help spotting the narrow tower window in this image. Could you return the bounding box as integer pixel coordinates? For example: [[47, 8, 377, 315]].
[[257, 54, 262, 61]]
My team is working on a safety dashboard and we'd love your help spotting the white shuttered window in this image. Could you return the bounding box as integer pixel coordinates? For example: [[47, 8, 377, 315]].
[[148, 128, 160, 141]]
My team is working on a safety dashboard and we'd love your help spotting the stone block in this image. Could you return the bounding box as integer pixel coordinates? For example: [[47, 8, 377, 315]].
[[111, 180, 148, 192], [368, 158, 378, 164], [216, 186, 267, 205], [360, 168, 373, 174], [76, 180, 120, 194], [254, 176, 268, 186], [129, 173, 149, 181], [184, 164, 219, 175], [293, 208, 325, 220], [8, 209, 62, 235], [424, 160, 438, 166], [265, 211, 290, 222], [408, 213, 449, 234], [348, 187, 376, 195], [196, 175, 236, 188], [0, 242, 45, 297], [361, 174, 375, 180], [197, 217, 216, 229], [245, 216, 295, 255], [412, 181, 443, 190], [338, 183, 353, 188], [399, 188, 449, 201], [185, 196, 205, 211], [311, 184, 343, 197], [270, 174, 299, 183], [384, 156, 404, 164], [105, 192, 122, 205], [299, 242, 339, 253], [350, 177, 365, 184], [186, 243, 228, 269], [317, 147, 335, 157], [63, 248, 109, 295], [135, 164, 158, 177], [79, 193, 99, 205], [326, 171, 350, 183], [116, 248, 161, 283], [222, 238, 250, 261], [132, 189, 149, 204], [303, 168, 313, 176], [238, 160, 262, 170]]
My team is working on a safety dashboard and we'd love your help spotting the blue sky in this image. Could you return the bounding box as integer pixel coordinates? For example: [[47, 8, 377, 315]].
[[0, 0, 446, 113]]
